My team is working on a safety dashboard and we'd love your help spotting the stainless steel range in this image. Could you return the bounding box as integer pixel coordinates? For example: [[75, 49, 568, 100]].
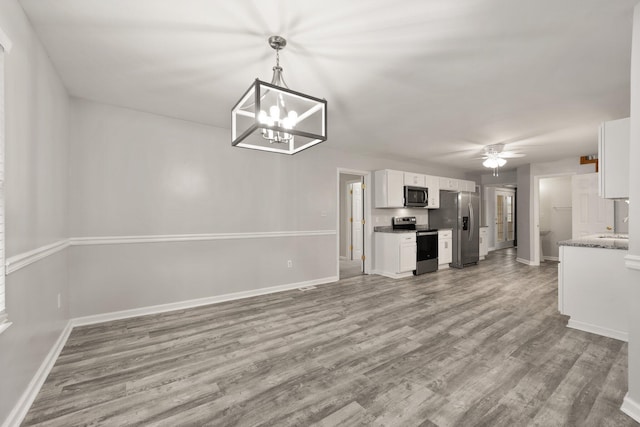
[[392, 217, 439, 275]]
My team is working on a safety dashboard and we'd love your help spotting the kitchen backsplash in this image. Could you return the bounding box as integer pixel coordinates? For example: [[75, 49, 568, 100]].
[[372, 210, 429, 227]]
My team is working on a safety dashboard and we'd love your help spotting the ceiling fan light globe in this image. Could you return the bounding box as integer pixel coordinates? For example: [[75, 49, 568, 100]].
[[497, 158, 507, 167], [483, 158, 498, 168]]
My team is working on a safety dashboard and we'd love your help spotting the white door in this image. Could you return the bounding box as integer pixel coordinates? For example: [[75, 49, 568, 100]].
[[572, 173, 614, 238], [351, 182, 363, 261]]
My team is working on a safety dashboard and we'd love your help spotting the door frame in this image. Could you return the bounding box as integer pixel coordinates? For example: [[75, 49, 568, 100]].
[[336, 168, 372, 278], [495, 188, 516, 249], [532, 172, 575, 266], [344, 179, 364, 260]]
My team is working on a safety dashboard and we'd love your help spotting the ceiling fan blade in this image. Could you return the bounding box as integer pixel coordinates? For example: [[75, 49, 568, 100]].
[[499, 152, 526, 158]]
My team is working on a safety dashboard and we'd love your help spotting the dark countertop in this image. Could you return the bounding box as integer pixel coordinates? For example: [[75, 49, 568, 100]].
[[558, 235, 629, 250], [374, 225, 448, 233]]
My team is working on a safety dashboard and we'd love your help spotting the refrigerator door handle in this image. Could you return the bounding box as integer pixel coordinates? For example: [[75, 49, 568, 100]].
[[468, 202, 474, 242]]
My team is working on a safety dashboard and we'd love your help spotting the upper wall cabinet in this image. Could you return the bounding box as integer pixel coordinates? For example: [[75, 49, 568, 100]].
[[375, 169, 405, 208], [425, 175, 440, 208], [440, 177, 459, 191], [404, 172, 426, 187], [460, 180, 477, 193], [598, 117, 629, 199]]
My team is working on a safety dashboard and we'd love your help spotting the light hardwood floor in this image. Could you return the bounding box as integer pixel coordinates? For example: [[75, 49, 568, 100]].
[[22, 249, 638, 426], [340, 259, 363, 280]]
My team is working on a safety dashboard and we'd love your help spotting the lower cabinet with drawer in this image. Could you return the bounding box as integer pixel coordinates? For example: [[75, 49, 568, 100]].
[[438, 229, 453, 269], [374, 232, 416, 279], [479, 226, 489, 260]]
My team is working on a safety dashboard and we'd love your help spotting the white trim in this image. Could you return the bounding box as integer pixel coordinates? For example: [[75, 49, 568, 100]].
[[336, 168, 372, 279], [0, 27, 12, 53], [516, 257, 539, 266], [70, 230, 336, 246], [622, 394, 640, 423], [2, 321, 73, 427], [5, 239, 70, 275], [5, 231, 337, 275], [72, 276, 338, 327], [567, 319, 628, 342], [543, 256, 559, 262], [0, 321, 11, 335], [488, 246, 496, 252], [625, 254, 640, 271], [371, 270, 414, 279]]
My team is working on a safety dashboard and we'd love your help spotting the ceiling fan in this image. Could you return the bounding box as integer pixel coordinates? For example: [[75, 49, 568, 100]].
[[479, 143, 525, 175]]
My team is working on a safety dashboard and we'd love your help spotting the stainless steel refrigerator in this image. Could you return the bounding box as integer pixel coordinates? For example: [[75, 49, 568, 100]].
[[429, 191, 480, 268]]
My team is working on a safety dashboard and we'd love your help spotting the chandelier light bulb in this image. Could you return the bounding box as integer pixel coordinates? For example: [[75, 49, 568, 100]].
[[269, 105, 280, 121]]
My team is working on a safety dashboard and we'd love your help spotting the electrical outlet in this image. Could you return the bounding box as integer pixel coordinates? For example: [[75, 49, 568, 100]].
[[287, 260, 293, 268], [57, 293, 61, 309]]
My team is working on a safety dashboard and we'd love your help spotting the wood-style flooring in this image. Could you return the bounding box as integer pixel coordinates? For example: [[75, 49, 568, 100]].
[[340, 259, 364, 280], [23, 249, 638, 426]]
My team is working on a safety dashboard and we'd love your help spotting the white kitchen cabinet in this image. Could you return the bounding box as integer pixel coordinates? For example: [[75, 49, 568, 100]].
[[438, 229, 452, 268], [572, 173, 614, 239], [598, 117, 629, 199], [460, 180, 476, 192], [374, 232, 416, 278], [374, 169, 404, 208], [479, 227, 489, 259], [404, 172, 426, 187], [424, 175, 440, 209], [439, 177, 459, 191]]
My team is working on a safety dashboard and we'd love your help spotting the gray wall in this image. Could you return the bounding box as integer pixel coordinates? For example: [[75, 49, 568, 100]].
[[0, 0, 70, 423], [67, 98, 467, 317]]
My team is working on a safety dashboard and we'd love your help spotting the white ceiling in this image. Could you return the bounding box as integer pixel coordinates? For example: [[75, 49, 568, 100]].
[[19, 0, 639, 172]]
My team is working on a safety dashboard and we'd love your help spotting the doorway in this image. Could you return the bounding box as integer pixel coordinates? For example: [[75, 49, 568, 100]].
[[495, 188, 516, 249], [338, 170, 369, 279]]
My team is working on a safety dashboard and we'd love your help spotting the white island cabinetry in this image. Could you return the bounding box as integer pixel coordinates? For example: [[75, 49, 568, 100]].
[[558, 240, 630, 341], [374, 232, 416, 278]]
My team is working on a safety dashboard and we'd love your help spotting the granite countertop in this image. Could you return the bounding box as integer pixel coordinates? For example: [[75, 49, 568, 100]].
[[374, 225, 440, 233], [558, 234, 629, 250]]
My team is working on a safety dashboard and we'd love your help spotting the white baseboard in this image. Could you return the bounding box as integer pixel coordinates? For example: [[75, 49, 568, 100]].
[[72, 276, 339, 327], [339, 256, 348, 260], [567, 319, 628, 342], [372, 271, 414, 279], [488, 247, 496, 252], [622, 393, 640, 423], [516, 257, 539, 266], [543, 256, 559, 262], [2, 321, 73, 427]]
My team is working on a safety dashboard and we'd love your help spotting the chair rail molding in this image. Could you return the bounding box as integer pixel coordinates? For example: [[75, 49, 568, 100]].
[[5, 231, 337, 275], [625, 254, 640, 271]]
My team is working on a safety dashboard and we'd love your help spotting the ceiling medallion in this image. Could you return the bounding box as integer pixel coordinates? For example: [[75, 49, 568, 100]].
[[231, 36, 327, 154]]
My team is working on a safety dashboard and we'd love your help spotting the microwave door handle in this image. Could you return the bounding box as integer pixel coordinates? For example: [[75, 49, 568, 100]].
[[423, 190, 428, 204]]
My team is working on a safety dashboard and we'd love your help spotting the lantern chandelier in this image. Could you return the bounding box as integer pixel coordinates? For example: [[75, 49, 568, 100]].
[[231, 36, 327, 154]]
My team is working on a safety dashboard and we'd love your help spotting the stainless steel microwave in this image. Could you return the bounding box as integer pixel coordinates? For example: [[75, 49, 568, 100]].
[[404, 186, 428, 208]]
